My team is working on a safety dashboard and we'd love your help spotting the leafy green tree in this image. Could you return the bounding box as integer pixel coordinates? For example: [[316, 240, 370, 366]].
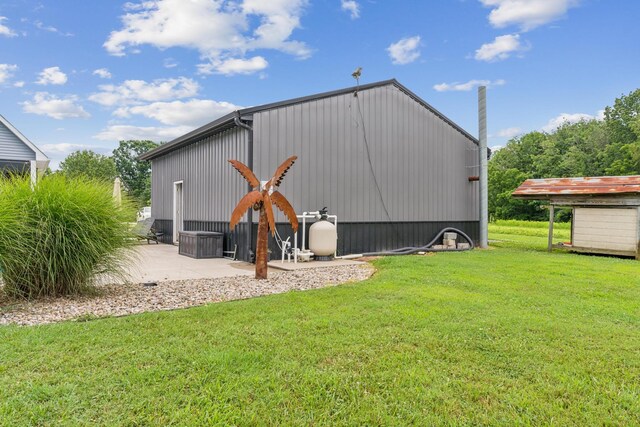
[[489, 163, 544, 220], [490, 131, 546, 176], [59, 150, 117, 182], [630, 115, 640, 137], [603, 89, 640, 175], [604, 89, 640, 146], [488, 132, 548, 221], [486, 89, 640, 221], [487, 117, 608, 220], [606, 141, 640, 175], [112, 140, 158, 205], [536, 120, 608, 178]]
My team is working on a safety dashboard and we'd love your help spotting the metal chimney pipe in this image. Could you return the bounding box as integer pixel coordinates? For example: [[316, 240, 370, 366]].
[[478, 86, 488, 248]]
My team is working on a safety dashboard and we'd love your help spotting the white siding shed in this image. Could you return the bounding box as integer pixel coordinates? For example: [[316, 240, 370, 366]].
[[572, 207, 639, 256]]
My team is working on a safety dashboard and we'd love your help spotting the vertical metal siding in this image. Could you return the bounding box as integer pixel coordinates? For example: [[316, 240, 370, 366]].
[[150, 127, 249, 222], [0, 121, 36, 161], [252, 84, 478, 223]]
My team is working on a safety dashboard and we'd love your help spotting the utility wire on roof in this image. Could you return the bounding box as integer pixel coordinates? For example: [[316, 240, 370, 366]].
[[350, 68, 395, 224]]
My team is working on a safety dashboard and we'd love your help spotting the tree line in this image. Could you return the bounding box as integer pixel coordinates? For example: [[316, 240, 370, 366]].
[[489, 88, 640, 220], [57, 140, 158, 206]]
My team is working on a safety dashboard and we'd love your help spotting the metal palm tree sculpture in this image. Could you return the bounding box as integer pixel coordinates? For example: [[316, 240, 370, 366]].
[[229, 156, 299, 279]]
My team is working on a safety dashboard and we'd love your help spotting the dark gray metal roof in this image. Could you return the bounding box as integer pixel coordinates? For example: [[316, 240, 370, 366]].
[[140, 79, 479, 161]]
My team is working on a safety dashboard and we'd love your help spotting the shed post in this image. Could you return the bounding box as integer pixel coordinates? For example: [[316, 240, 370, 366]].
[[548, 204, 555, 252], [636, 207, 640, 260]]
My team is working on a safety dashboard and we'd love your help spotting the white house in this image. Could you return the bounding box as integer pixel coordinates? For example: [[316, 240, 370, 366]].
[[0, 114, 49, 184]]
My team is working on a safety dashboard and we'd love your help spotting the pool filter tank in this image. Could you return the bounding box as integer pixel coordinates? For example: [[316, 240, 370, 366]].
[[309, 207, 337, 261]]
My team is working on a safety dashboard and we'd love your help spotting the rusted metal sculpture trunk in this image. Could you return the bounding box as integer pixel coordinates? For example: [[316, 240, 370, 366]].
[[228, 156, 299, 280], [255, 205, 269, 279]]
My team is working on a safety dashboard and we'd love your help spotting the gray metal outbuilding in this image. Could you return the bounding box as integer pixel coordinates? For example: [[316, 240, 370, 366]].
[[140, 79, 480, 261]]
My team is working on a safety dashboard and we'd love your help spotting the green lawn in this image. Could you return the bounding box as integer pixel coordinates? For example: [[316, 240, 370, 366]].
[[489, 219, 571, 251], [1, 222, 639, 425]]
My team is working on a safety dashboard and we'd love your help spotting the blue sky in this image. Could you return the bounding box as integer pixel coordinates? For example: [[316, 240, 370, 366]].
[[0, 0, 638, 168]]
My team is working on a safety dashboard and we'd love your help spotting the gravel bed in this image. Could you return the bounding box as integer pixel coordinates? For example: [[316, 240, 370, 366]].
[[0, 264, 374, 326]]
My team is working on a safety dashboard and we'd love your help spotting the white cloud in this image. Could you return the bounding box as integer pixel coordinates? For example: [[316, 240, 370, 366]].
[[36, 66, 68, 85], [22, 92, 90, 120], [163, 57, 178, 68], [475, 34, 524, 62], [113, 99, 241, 127], [434, 79, 505, 92], [494, 127, 522, 138], [199, 56, 268, 76], [89, 77, 200, 106], [0, 64, 18, 84], [387, 36, 422, 65], [341, 0, 360, 19], [40, 142, 90, 154], [480, 0, 579, 31], [0, 16, 17, 37], [94, 124, 192, 142], [13, 81, 25, 88], [34, 20, 73, 36], [104, 0, 311, 75], [542, 112, 598, 132], [93, 68, 112, 79]]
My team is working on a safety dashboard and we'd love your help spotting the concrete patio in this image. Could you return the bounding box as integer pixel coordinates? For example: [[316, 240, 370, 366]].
[[126, 243, 366, 283], [126, 244, 254, 283]]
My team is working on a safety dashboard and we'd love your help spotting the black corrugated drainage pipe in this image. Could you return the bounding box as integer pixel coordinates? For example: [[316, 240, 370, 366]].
[[336, 227, 475, 259]]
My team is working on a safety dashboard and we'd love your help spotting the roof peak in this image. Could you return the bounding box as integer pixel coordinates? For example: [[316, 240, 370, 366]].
[[236, 78, 399, 116], [140, 78, 477, 161], [0, 114, 49, 162]]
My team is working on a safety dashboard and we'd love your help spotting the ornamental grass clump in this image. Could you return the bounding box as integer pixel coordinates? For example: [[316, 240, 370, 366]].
[[0, 175, 136, 299]]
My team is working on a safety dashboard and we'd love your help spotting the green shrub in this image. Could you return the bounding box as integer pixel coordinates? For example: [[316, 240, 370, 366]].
[[0, 175, 136, 299]]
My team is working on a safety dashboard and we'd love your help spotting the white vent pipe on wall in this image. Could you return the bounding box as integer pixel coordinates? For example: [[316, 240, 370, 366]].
[[478, 86, 488, 248]]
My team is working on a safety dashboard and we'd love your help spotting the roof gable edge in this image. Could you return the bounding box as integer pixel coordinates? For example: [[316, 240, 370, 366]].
[[140, 78, 479, 160], [0, 115, 49, 161]]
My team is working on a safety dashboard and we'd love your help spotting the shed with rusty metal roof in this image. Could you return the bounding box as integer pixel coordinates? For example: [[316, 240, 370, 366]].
[[513, 175, 640, 258]]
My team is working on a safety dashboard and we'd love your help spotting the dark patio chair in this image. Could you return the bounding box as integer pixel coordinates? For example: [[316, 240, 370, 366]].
[[132, 217, 164, 244]]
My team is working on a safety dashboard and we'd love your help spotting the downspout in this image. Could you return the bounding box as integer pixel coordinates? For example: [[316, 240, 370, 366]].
[[478, 86, 488, 248], [234, 113, 254, 261]]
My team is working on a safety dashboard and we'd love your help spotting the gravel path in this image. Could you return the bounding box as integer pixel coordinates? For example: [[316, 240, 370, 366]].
[[0, 264, 374, 326]]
